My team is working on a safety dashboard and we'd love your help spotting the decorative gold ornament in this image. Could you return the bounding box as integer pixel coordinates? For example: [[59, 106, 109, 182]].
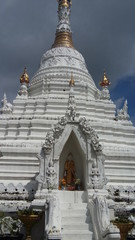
[[20, 67, 29, 84], [69, 74, 75, 86], [58, 0, 72, 8], [52, 32, 74, 49], [100, 70, 111, 87]]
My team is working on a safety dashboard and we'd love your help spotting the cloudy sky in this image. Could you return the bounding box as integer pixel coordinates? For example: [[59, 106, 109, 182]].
[[0, 0, 135, 124]]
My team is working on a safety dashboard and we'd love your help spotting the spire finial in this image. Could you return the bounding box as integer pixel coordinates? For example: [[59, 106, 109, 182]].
[[58, 0, 72, 8], [52, 0, 74, 48], [20, 67, 29, 84], [69, 73, 75, 87], [100, 70, 111, 88], [18, 67, 29, 97]]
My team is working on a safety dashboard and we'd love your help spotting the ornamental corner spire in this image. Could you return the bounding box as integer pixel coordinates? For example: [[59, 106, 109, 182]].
[[99, 70, 111, 100], [52, 0, 74, 49], [18, 67, 29, 97]]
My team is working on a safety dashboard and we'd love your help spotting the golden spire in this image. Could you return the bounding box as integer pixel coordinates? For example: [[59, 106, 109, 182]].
[[20, 67, 29, 84], [69, 74, 75, 87], [100, 70, 111, 87], [52, 0, 74, 49]]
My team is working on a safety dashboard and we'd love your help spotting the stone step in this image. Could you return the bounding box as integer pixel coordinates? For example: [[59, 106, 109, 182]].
[[62, 234, 93, 240], [62, 216, 89, 225], [61, 202, 88, 209], [62, 223, 90, 231], [60, 191, 93, 240], [62, 230, 93, 235], [62, 231, 93, 240], [59, 190, 87, 203], [61, 208, 87, 217]]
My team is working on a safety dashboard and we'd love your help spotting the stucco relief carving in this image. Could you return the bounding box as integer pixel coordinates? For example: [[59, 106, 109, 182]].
[[43, 117, 67, 154], [58, 6, 70, 22], [79, 117, 102, 152], [67, 102, 76, 121], [66, 88, 77, 121], [0, 201, 31, 212], [100, 87, 110, 100], [107, 185, 135, 202], [43, 129, 55, 154], [42, 47, 84, 61], [46, 160, 57, 190], [57, 6, 71, 33], [43, 117, 102, 156], [88, 157, 107, 189], [40, 48, 88, 73], [90, 168, 100, 189], [17, 84, 28, 98], [41, 56, 87, 72], [0, 182, 37, 200], [54, 117, 67, 137], [79, 117, 107, 189]]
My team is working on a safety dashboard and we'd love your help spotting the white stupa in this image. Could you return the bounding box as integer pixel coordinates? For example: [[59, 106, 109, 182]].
[[0, 1, 135, 240]]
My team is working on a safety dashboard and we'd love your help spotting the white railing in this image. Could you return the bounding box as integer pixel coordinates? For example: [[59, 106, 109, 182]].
[[88, 194, 120, 240], [46, 194, 62, 240]]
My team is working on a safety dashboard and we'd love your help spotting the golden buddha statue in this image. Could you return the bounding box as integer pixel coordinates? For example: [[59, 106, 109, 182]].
[[64, 153, 76, 185]]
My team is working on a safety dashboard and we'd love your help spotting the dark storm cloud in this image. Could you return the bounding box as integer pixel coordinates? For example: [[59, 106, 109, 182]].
[[72, 0, 135, 85], [0, 0, 135, 102]]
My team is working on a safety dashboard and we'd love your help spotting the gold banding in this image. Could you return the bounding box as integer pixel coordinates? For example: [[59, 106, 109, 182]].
[[52, 32, 74, 48]]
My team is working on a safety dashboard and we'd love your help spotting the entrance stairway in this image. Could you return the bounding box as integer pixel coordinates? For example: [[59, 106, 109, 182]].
[[59, 191, 93, 240]]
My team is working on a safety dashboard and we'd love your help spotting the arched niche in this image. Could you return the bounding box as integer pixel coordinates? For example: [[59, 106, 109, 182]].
[[36, 117, 105, 192], [59, 130, 86, 190]]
